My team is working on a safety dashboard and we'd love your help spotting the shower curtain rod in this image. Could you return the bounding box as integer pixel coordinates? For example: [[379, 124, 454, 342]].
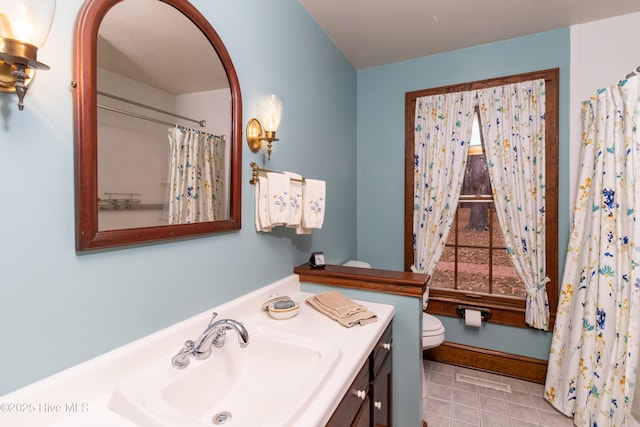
[[97, 91, 206, 127], [98, 104, 222, 133], [98, 104, 191, 130], [625, 65, 640, 79]]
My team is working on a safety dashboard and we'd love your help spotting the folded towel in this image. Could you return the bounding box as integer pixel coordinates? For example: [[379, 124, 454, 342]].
[[255, 176, 272, 232], [267, 172, 291, 226], [310, 291, 367, 317], [336, 311, 378, 328], [306, 291, 377, 327], [283, 172, 303, 227], [301, 179, 326, 229]]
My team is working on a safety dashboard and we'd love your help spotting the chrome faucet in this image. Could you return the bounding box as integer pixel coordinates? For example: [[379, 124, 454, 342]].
[[172, 312, 249, 369]]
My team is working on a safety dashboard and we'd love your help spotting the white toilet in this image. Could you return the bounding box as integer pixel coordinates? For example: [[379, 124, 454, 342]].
[[342, 260, 445, 349], [422, 312, 445, 349], [342, 260, 373, 268]]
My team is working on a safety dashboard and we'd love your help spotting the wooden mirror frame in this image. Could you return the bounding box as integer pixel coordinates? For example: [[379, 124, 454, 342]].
[[73, 0, 242, 252]]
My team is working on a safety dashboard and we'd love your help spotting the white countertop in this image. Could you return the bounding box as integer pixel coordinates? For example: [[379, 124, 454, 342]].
[[0, 274, 394, 427]]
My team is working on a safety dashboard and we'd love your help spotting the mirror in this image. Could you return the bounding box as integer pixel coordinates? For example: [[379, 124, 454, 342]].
[[74, 0, 242, 251]]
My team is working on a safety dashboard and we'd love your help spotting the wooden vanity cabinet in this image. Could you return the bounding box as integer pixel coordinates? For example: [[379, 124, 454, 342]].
[[371, 324, 393, 426], [326, 322, 393, 427]]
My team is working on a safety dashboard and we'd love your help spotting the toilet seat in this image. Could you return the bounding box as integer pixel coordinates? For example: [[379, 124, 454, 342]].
[[423, 313, 444, 336], [422, 313, 445, 349]]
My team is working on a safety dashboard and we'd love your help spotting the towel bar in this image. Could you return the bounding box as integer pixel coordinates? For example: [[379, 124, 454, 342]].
[[249, 162, 305, 185]]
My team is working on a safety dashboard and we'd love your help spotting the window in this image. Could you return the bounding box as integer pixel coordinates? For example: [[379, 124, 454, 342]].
[[433, 110, 526, 299], [404, 69, 559, 329]]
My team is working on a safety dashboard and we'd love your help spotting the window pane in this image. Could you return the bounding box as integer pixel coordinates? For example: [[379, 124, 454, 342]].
[[445, 209, 458, 245], [462, 114, 491, 198], [491, 247, 525, 298], [457, 205, 491, 247], [492, 275, 525, 298], [456, 247, 491, 294], [439, 245, 456, 263], [431, 267, 455, 290], [492, 211, 507, 247]]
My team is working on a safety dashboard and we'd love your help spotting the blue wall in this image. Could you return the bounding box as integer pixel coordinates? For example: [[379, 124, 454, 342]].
[[355, 29, 571, 359], [0, 0, 357, 395]]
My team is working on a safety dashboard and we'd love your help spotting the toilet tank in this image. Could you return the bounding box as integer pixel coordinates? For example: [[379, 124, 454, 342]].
[[342, 260, 372, 268]]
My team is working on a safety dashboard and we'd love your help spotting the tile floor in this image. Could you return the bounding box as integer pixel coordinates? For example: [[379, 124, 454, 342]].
[[423, 360, 574, 427]]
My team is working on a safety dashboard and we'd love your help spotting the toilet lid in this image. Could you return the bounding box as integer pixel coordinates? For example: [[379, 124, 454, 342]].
[[423, 313, 445, 336]]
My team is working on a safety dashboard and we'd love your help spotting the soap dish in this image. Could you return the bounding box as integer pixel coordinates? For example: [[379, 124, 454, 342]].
[[268, 302, 300, 320], [261, 295, 300, 320]]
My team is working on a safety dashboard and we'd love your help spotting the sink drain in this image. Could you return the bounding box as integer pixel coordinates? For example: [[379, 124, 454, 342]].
[[212, 411, 232, 425]]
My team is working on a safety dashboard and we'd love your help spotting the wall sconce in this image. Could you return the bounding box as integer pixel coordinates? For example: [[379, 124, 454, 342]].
[[0, 0, 56, 111], [246, 94, 283, 160]]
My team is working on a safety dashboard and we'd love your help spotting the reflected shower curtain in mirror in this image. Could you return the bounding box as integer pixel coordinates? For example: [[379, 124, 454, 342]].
[[411, 90, 475, 290], [167, 128, 225, 224], [477, 79, 550, 330], [545, 76, 640, 425]]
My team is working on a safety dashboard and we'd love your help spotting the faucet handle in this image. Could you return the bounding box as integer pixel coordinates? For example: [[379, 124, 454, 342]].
[[171, 340, 195, 369], [211, 328, 227, 348], [208, 312, 218, 327]]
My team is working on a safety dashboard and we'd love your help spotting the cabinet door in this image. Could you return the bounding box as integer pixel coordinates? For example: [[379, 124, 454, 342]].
[[353, 396, 371, 427], [371, 351, 392, 427], [372, 323, 392, 376], [326, 360, 370, 427]]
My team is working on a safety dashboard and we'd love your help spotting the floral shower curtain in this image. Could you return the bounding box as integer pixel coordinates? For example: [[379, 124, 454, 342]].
[[477, 79, 550, 330], [545, 76, 640, 426], [167, 128, 224, 224], [211, 135, 226, 219], [411, 90, 475, 284]]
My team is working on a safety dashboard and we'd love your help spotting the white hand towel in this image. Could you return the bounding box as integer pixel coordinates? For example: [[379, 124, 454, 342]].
[[255, 176, 272, 232], [267, 172, 291, 226], [301, 179, 326, 229], [283, 171, 303, 227]]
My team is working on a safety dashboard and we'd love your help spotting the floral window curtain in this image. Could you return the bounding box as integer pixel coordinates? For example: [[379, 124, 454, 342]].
[[545, 77, 640, 426], [411, 91, 475, 285], [477, 79, 550, 330], [167, 128, 221, 224]]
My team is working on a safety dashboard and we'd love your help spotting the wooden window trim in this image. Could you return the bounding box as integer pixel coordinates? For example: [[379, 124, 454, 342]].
[[404, 69, 559, 329]]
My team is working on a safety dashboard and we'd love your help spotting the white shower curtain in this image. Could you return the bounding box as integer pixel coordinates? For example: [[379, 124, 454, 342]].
[[545, 76, 640, 426], [167, 128, 224, 224], [411, 90, 475, 281]]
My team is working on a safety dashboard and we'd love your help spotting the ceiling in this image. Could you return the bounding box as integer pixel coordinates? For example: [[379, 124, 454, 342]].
[[299, 0, 640, 70], [96, 1, 640, 94], [98, 0, 228, 95]]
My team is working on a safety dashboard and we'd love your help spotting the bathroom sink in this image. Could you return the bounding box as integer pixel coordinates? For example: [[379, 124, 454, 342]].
[[108, 319, 341, 427]]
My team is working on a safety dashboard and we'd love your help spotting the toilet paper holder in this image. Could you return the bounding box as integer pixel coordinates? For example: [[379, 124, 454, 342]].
[[456, 305, 492, 322]]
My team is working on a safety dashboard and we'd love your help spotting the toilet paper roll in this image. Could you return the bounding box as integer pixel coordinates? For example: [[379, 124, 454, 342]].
[[465, 309, 482, 327]]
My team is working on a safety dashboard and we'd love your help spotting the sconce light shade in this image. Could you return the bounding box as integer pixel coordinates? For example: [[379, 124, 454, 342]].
[[257, 94, 283, 134], [247, 94, 284, 160], [0, 0, 56, 48], [0, 0, 56, 110]]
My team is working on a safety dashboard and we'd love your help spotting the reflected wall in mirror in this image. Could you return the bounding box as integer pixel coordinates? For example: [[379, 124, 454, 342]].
[[74, 0, 242, 251]]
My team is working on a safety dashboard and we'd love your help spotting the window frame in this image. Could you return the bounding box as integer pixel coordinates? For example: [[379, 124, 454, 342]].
[[404, 69, 559, 329]]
